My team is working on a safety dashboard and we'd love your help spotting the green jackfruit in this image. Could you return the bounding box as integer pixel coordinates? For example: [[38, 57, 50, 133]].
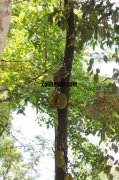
[[55, 151, 65, 168], [49, 90, 58, 108], [57, 93, 67, 109], [64, 173, 73, 180]]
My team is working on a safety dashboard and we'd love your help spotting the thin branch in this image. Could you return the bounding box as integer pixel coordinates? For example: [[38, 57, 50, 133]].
[[43, 30, 48, 69], [0, 87, 9, 92], [0, 117, 9, 137], [0, 59, 29, 63], [98, 11, 112, 23], [6, 129, 44, 155], [30, 61, 43, 71], [0, 97, 12, 103], [25, 74, 44, 83], [3, 163, 11, 180]]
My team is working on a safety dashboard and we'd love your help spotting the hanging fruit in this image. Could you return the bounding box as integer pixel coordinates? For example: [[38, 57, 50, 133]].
[[55, 150, 66, 168], [64, 173, 73, 180], [57, 93, 67, 109], [49, 90, 58, 108]]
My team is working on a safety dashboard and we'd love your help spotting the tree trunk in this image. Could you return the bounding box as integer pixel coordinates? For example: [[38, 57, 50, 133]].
[[0, 0, 12, 59], [55, 1, 75, 179]]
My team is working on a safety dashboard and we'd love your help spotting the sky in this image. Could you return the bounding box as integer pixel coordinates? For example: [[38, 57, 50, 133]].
[[12, 105, 55, 180]]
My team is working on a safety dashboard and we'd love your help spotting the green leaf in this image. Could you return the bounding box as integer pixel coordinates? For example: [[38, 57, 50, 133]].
[[103, 55, 108, 63], [114, 24, 119, 35], [96, 68, 100, 74], [115, 167, 119, 171], [108, 174, 113, 180], [8, 85, 14, 91], [87, 65, 92, 72], [89, 58, 94, 66], [94, 73, 99, 83], [104, 165, 112, 174], [113, 145, 118, 153]]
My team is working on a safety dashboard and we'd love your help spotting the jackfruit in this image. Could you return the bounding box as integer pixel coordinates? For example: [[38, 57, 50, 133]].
[[57, 93, 67, 109], [55, 150, 65, 168], [49, 90, 58, 108], [64, 173, 73, 180]]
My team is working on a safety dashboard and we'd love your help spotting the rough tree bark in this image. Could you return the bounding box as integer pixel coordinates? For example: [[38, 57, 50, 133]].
[[55, 0, 75, 179], [0, 0, 12, 59]]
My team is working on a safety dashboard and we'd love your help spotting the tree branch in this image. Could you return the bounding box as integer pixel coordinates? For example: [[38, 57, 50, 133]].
[[0, 117, 9, 137], [3, 163, 11, 180], [0, 87, 9, 92], [0, 97, 12, 103], [0, 59, 29, 63]]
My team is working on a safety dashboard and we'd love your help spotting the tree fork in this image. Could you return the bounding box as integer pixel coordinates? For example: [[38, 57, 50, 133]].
[[55, 1, 75, 179]]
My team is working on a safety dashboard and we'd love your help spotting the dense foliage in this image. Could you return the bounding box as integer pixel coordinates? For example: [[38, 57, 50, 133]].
[[0, 0, 119, 179]]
